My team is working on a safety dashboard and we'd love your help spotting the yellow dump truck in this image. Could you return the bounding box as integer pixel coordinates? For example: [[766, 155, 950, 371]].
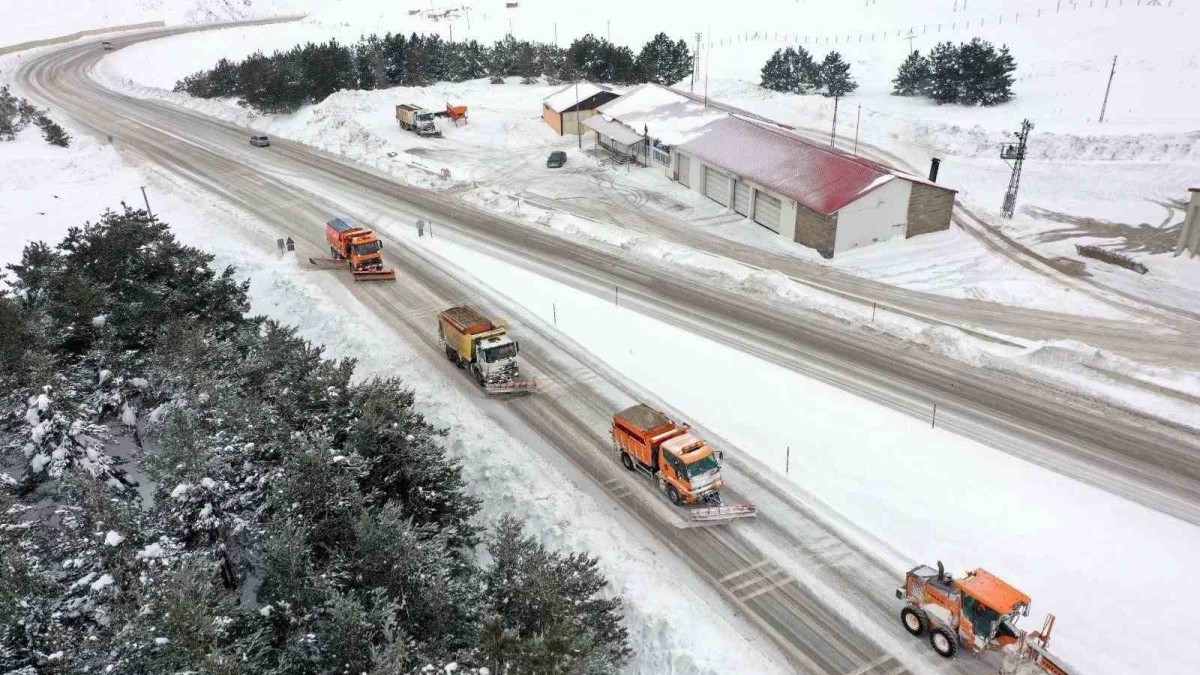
[[438, 306, 537, 394]]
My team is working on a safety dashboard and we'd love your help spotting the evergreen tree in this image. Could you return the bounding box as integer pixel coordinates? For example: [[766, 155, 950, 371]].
[[956, 37, 992, 105], [446, 39, 489, 81], [760, 48, 794, 92], [354, 35, 387, 90], [927, 41, 961, 104], [819, 51, 857, 97], [978, 44, 1016, 105], [381, 32, 408, 86], [35, 114, 71, 147], [759, 47, 818, 94], [636, 33, 692, 85], [892, 50, 931, 96]]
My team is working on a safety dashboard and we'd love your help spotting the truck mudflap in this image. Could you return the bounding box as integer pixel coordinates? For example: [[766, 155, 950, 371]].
[[483, 378, 538, 395], [689, 503, 758, 522], [308, 256, 345, 268]]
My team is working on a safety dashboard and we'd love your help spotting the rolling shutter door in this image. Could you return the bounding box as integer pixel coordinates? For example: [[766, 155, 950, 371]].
[[704, 165, 730, 205], [677, 153, 691, 187], [753, 191, 782, 232], [733, 180, 751, 216]]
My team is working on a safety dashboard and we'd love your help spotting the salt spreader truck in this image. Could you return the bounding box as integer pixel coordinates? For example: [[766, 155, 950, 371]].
[[438, 306, 537, 394], [308, 217, 396, 281], [611, 404, 756, 522]]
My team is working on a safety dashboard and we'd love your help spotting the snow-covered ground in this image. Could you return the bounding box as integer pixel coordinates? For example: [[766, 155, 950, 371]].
[[0, 99, 789, 675], [390, 222, 1200, 675]]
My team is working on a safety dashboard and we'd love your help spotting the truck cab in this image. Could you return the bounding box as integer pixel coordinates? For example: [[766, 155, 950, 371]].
[[612, 404, 726, 506], [412, 110, 437, 135], [898, 564, 1030, 658]]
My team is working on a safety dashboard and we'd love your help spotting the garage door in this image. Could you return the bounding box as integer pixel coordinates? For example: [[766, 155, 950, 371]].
[[704, 165, 730, 206], [677, 153, 691, 187], [733, 180, 751, 216], [753, 191, 781, 232]]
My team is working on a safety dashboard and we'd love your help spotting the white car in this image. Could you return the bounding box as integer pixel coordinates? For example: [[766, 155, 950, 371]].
[[249, 135, 270, 147]]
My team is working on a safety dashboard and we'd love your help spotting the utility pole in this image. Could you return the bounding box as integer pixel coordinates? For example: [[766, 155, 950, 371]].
[[691, 32, 702, 91], [1000, 119, 1033, 219], [554, 22, 557, 46], [140, 186, 153, 218], [1099, 55, 1117, 123], [576, 80, 582, 150], [904, 29, 916, 52], [830, 96, 840, 148], [853, 104, 862, 155], [607, 19, 611, 42], [449, 23, 453, 43], [704, 27, 711, 108]]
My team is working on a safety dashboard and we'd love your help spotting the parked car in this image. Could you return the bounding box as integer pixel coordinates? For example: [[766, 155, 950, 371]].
[[249, 135, 271, 147], [101, 41, 114, 51], [546, 151, 566, 168]]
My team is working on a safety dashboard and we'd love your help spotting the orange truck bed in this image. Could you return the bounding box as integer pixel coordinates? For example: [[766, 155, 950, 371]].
[[612, 404, 684, 469]]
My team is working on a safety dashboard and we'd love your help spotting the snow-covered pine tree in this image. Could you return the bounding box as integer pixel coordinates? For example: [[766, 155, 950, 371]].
[[927, 41, 961, 104], [446, 39, 489, 81], [819, 51, 857, 97], [956, 37, 993, 106], [760, 48, 794, 92], [636, 33, 691, 85], [979, 44, 1017, 106], [793, 46, 820, 93], [892, 50, 932, 96], [482, 517, 630, 673]]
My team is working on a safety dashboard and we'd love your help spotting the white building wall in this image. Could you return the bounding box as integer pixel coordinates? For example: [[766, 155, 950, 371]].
[[833, 179, 912, 254]]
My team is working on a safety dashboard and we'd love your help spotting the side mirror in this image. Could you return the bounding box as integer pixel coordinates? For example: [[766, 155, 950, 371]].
[[717, 451, 724, 461]]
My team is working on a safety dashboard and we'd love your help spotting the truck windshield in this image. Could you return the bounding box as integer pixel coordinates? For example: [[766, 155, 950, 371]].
[[962, 595, 1003, 639], [685, 455, 720, 477], [352, 241, 382, 256], [484, 344, 518, 362]]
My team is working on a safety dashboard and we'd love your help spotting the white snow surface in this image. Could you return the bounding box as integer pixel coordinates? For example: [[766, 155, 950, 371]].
[[542, 82, 609, 113], [103, 530, 124, 546], [407, 228, 1200, 675], [136, 542, 165, 560]]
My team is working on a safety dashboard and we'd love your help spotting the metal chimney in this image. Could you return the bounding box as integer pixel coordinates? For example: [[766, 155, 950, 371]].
[[928, 158, 941, 183]]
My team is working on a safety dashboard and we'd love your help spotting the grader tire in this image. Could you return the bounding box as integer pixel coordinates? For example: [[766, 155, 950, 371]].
[[930, 626, 958, 658], [901, 607, 929, 637]]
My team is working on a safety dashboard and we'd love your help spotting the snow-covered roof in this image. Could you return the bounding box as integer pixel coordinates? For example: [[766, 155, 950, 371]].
[[582, 115, 643, 146], [677, 116, 954, 215], [594, 83, 726, 146], [542, 82, 612, 113]]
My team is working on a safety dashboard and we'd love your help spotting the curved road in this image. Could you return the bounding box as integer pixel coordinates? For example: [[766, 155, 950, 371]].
[[15, 23, 1199, 673]]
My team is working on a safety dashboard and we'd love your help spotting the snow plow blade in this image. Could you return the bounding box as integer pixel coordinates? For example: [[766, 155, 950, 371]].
[[309, 256, 346, 268], [689, 503, 757, 522], [483, 379, 538, 395], [352, 269, 397, 281]]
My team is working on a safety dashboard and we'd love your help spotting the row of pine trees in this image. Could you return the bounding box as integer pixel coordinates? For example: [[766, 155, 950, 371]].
[[177, 32, 695, 114], [759, 38, 1016, 106], [1, 208, 631, 673], [892, 38, 1016, 105], [760, 47, 858, 97]]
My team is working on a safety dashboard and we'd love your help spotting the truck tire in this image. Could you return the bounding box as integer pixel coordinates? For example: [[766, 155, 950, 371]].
[[330, 246, 339, 259], [901, 607, 928, 637], [620, 452, 635, 471], [666, 485, 683, 506], [929, 626, 958, 658], [445, 345, 457, 363]]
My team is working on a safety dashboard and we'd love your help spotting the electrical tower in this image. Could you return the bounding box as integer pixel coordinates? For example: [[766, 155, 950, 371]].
[[1000, 119, 1033, 219], [692, 32, 702, 91]]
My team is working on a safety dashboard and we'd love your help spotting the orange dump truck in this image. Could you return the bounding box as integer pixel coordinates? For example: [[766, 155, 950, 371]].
[[308, 217, 396, 281], [611, 404, 756, 522]]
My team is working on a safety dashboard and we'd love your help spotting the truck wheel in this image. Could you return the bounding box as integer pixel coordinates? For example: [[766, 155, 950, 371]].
[[620, 453, 635, 471], [901, 607, 928, 637], [330, 246, 339, 259], [445, 345, 456, 363], [929, 626, 958, 658], [666, 485, 683, 506]]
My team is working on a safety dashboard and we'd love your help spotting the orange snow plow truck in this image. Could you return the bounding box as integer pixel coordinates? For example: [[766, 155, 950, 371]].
[[611, 404, 756, 523], [897, 562, 1075, 674], [308, 217, 397, 281]]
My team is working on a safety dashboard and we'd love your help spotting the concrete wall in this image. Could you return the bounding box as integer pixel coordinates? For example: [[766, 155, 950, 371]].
[[0, 20, 164, 56], [906, 181, 955, 238], [794, 203, 838, 258], [834, 179, 912, 254]]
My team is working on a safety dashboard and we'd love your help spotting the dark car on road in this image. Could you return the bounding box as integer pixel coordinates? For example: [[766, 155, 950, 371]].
[[546, 150, 566, 168], [250, 135, 271, 147]]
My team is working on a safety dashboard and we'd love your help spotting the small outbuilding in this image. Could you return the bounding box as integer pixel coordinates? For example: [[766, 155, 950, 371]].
[[541, 82, 619, 136]]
